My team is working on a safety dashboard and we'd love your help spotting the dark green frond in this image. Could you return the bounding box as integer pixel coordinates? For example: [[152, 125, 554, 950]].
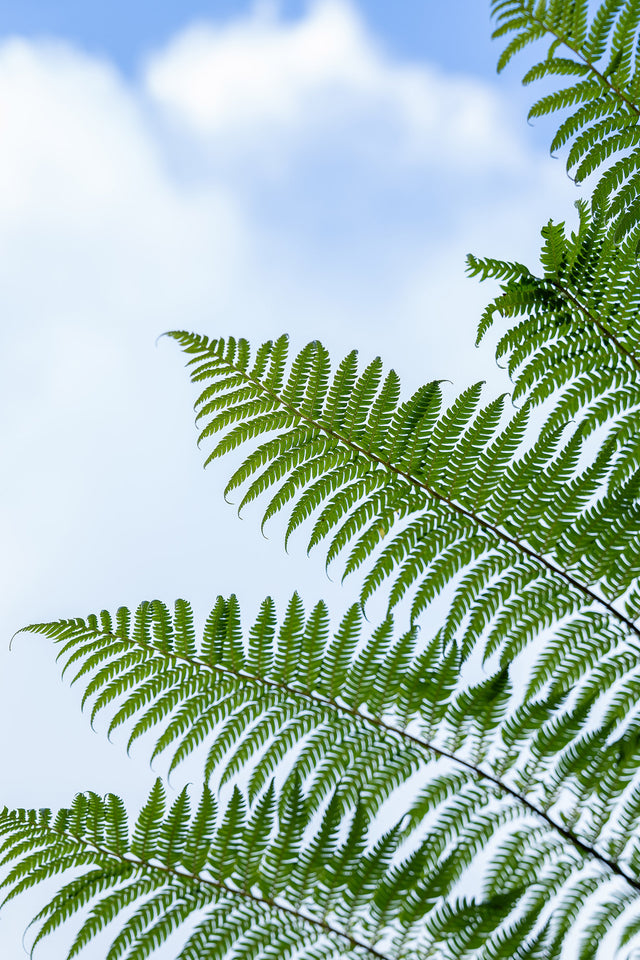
[[490, 0, 640, 235], [469, 201, 640, 484], [21, 596, 640, 933], [167, 331, 640, 672], [0, 783, 425, 960], [4, 767, 640, 960]]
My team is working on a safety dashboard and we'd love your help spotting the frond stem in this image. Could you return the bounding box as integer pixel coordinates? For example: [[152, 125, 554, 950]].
[[547, 277, 640, 373], [500, 6, 640, 121], [213, 354, 640, 643], [86, 627, 640, 896], [35, 824, 394, 960]]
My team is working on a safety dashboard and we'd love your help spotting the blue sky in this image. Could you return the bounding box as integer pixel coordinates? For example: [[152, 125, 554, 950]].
[[0, 0, 498, 76], [0, 2, 582, 957]]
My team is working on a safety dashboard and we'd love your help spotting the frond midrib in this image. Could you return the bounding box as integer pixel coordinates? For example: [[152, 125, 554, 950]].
[[75, 621, 640, 895], [17, 819, 394, 960], [196, 344, 640, 642], [496, 4, 640, 120], [546, 276, 640, 373]]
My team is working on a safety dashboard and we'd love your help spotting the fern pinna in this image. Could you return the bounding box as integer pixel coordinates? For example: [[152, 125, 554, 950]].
[[492, 0, 640, 237], [468, 200, 640, 489], [4, 1, 640, 958]]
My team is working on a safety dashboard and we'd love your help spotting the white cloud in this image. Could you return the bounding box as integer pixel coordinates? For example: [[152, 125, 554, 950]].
[[144, 0, 524, 170], [0, 3, 581, 955]]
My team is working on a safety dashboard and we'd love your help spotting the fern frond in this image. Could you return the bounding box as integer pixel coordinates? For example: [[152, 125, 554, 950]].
[[5, 766, 640, 960], [167, 331, 640, 671], [490, 0, 640, 236], [21, 597, 640, 920], [469, 201, 640, 486], [0, 782, 431, 960]]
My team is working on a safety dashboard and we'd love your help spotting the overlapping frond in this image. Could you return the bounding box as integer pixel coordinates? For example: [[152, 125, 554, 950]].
[[0, 779, 554, 960], [22, 596, 456, 812], [22, 598, 640, 860], [491, 0, 640, 235], [17, 599, 640, 958], [0, 780, 429, 960], [468, 200, 640, 487], [166, 331, 640, 665]]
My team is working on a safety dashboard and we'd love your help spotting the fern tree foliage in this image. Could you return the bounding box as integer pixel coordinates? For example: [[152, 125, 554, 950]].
[[11, 594, 640, 957], [1, 778, 455, 960], [18, 596, 640, 844], [468, 199, 640, 487], [4, 2, 640, 958], [491, 0, 640, 235], [164, 329, 640, 657]]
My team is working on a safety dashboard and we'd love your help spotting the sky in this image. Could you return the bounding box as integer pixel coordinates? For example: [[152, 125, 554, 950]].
[[0, 1, 499, 76], [0, 1, 582, 956]]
